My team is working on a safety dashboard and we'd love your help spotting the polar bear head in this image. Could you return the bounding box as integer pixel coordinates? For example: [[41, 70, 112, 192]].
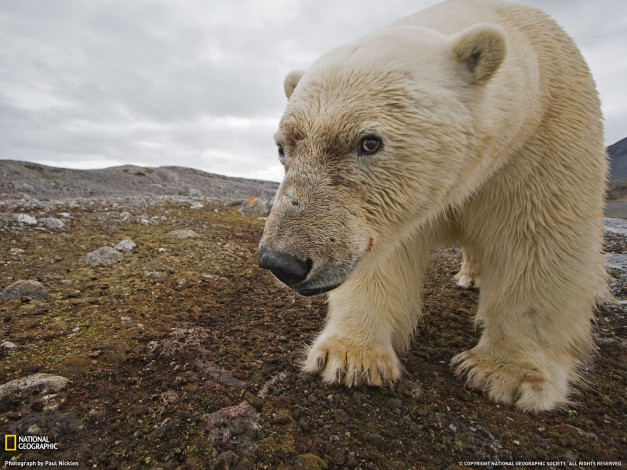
[[259, 24, 507, 295]]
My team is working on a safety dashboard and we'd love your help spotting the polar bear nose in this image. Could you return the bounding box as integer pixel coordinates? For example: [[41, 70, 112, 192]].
[[258, 248, 311, 286]]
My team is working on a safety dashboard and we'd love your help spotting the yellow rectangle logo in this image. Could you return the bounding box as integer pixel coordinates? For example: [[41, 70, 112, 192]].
[[5, 435, 17, 451]]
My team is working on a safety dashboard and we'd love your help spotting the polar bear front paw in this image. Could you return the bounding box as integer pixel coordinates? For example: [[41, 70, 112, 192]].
[[303, 336, 401, 387], [451, 348, 568, 413]]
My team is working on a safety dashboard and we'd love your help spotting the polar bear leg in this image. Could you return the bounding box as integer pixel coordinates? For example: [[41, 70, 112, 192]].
[[454, 247, 481, 289], [451, 237, 597, 412], [303, 234, 429, 387]]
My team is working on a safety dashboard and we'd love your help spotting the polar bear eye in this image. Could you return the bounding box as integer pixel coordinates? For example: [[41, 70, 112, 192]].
[[358, 135, 383, 156]]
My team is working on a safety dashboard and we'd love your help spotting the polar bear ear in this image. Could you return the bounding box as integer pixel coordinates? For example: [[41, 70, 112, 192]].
[[450, 24, 507, 85], [284, 69, 305, 98]]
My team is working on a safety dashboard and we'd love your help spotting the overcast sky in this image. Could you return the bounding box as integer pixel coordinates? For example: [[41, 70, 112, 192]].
[[0, 1, 625, 182]]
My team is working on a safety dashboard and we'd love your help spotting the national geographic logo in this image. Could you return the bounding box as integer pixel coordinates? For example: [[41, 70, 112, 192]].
[[5, 435, 16, 451], [4, 435, 59, 451]]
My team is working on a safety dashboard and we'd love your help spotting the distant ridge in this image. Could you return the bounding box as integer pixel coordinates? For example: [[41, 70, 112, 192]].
[[0, 160, 279, 200], [608, 136, 627, 180]]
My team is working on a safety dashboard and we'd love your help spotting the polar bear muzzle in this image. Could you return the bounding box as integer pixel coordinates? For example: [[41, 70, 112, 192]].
[[258, 247, 311, 286]]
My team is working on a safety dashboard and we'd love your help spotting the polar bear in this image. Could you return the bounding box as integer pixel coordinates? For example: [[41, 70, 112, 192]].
[[258, 0, 608, 413]]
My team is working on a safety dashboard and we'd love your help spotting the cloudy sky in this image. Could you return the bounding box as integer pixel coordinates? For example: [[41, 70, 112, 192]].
[[0, 1, 625, 182]]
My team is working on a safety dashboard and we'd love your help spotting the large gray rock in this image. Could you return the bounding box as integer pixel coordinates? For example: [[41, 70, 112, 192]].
[[1, 280, 48, 300], [238, 197, 270, 217], [0, 373, 69, 400], [13, 213, 37, 225], [40, 217, 65, 229], [80, 246, 124, 266]]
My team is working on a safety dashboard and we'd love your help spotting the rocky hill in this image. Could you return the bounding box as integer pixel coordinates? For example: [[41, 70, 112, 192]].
[[0, 160, 278, 201], [607, 138, 627, 214], [608, 136, 627, 180]]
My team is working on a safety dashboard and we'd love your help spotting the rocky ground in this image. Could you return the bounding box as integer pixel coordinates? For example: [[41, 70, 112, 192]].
[[0, 187, 625, 468]]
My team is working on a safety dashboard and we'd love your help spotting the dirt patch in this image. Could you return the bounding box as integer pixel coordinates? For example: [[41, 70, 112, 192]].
[[1, 199, 625, 469]]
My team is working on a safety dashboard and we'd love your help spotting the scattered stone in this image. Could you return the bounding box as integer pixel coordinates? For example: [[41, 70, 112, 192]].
[[144, 271, 167, 279], [346, 452, 359, 468], [210, 450, 239, 470], [258, 372, 288, 399], [114, 239, 137, 252], [57, 212, 71, 218], [195, 360, 247, 389], [166, 229, 201, 239], [271, 408, 292, 424], [205, 401, 261, 457], [161, 390, 180, 404], [1, 340, 18, 349], [387, 398, 402, 409], [233, 457, 253, 470], [27, 423, 42, 434], [232, 368, 249, 380], [329, 443, 345, 465], [238, 197, 270, 217], [40, 217, 65, 229], [201, 274, 229, 282], [333, 408, 349, 425], [13, 213, 37, 225], [9, 248, 25, 255], [244, 391, 264, 410], [261, 361, 276, 376], [1, 280, 48, 300], [190, 202, 204, 209], [366, 433, 386, 449], [88, 406, 106, 421], [80, 246, 124, 266], [149, 418, 182, 440]]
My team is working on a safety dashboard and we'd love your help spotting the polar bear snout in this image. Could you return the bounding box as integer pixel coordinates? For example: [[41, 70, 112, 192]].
[[258, 247, 312, 286], [257, 244, 349, 296]]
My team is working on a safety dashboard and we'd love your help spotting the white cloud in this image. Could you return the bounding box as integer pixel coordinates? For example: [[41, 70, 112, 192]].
[[0, 0, 625, 182]]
